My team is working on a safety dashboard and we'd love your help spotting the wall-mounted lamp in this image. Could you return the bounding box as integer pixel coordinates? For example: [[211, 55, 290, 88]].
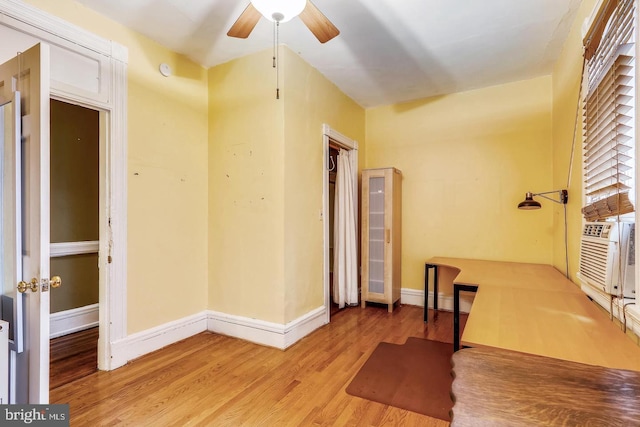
[[518, 189, 570, 279], [517, 189, 568, 210]]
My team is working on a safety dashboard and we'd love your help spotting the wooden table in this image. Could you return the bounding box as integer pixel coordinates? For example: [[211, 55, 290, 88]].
[[425, 257, 640, 370], [427, 257, 584, 292], [451, 347, 640, 426]]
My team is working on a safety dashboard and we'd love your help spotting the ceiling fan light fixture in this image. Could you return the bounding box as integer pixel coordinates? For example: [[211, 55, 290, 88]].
[[250, 0, 307, 23]]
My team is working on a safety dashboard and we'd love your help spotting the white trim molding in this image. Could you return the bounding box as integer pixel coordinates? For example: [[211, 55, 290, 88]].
[[50, 304, 99, 338], [322, 124, 358, 325], [0, 0, 127, 63], [400, 288, 474, 313], [626, 306, 640, 338], [208, 306, 327, 350], [109, 312, 208, 369], [50, 240, 99, 257], [322, 124, 359, 150], [581, 283, 640, 338], [283, 307, 327, 348], [108, 307, 327, 368]]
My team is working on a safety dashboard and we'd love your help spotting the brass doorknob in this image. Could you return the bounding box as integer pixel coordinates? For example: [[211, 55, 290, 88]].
[[17, 278, 38, 293], [51, 276, 62, 288]]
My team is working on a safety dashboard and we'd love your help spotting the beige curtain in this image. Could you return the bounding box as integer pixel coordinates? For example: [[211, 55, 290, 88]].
[[333, 149, 358, 308]]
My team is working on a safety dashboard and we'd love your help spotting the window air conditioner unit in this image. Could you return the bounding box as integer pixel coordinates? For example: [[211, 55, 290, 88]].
[[577, 222, 635, 298]]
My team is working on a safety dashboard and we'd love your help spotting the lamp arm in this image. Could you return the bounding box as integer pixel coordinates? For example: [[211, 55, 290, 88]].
[[535, 193, 563, 204], [532, 189, 568, 204]]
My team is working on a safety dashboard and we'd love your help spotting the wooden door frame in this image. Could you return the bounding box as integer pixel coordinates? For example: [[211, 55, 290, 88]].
[[0, 2, 128, 371], [322, 124, 358, 323]]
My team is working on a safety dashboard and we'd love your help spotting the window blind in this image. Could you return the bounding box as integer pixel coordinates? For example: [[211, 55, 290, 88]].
[[582, 0, 635, 221], [584, 0, 620, 61]]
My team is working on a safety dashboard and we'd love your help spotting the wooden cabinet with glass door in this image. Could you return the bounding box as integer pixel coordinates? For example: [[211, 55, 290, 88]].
[[361, 167, 402, 312]]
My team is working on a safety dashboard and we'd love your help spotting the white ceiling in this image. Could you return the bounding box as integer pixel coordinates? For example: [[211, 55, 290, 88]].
[[76, 0, 583, 108]]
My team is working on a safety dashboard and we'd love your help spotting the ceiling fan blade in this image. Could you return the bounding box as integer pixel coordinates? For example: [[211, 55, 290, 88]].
[[299, 0, 340, 43], [227, 3, 262, 39]]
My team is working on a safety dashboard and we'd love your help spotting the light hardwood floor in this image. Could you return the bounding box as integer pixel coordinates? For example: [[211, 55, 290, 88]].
[[52, 305, 464, 426]]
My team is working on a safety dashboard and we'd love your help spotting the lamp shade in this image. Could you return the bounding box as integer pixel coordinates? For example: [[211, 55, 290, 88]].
[[518, 192, 542, 210], [251, 0, 307, 22]]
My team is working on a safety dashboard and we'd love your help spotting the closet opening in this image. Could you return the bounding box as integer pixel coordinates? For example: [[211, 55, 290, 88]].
[[328, 145, 339, 316], [322, 125, 359, 322], [49, 99, 100, 389]]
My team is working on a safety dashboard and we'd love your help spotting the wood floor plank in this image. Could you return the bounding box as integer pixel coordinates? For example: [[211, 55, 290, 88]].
[[52, 306, 462, 426], [50, 327, 98, 390]]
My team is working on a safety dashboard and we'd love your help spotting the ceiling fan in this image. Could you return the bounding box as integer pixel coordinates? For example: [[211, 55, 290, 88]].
[[227, 0, 340, 43]]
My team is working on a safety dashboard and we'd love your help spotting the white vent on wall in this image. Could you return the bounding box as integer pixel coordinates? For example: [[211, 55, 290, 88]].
[[577, 222, 635, 298]]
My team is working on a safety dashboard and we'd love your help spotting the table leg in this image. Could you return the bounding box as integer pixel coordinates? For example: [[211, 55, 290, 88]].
[[424, 264, 429, 323], [424, 264, 438, 323], [434, 265, 439, 311], [454, 283, 478, 352]]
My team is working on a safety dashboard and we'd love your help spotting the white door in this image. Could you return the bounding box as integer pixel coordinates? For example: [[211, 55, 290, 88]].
[[0, 43, 51, 403], [0, 78, 22, 404]]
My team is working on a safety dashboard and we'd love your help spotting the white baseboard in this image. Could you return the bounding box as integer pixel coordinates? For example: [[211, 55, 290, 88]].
[[108, 306, 327, 369], [284, 306, 327, 348], [626, 306, 640, 338], [401, 288, 474, 313], [109, 312, 208, 369], [207, 306, 327, 350], [581, 283, 640, 337], [50, 304, 99, 338]]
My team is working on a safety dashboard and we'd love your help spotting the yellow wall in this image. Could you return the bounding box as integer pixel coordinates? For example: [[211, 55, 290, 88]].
[[23, 0, 210, 333], [208, 49, 286, 323], [552, 0, 598, 282], [366, 77, 554, 293], [208, 47, 366, 323], [281, 48, 365, 322]]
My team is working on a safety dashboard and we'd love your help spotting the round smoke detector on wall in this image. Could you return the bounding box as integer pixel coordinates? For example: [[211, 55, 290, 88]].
[[159, 63, 171, 77]]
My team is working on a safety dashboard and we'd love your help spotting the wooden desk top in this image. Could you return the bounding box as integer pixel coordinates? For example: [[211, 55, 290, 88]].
[[426, 257, 582, 293], [463, 286, 640, 369], [426, 257, 640, 370], [451, 347, 640, 426]]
